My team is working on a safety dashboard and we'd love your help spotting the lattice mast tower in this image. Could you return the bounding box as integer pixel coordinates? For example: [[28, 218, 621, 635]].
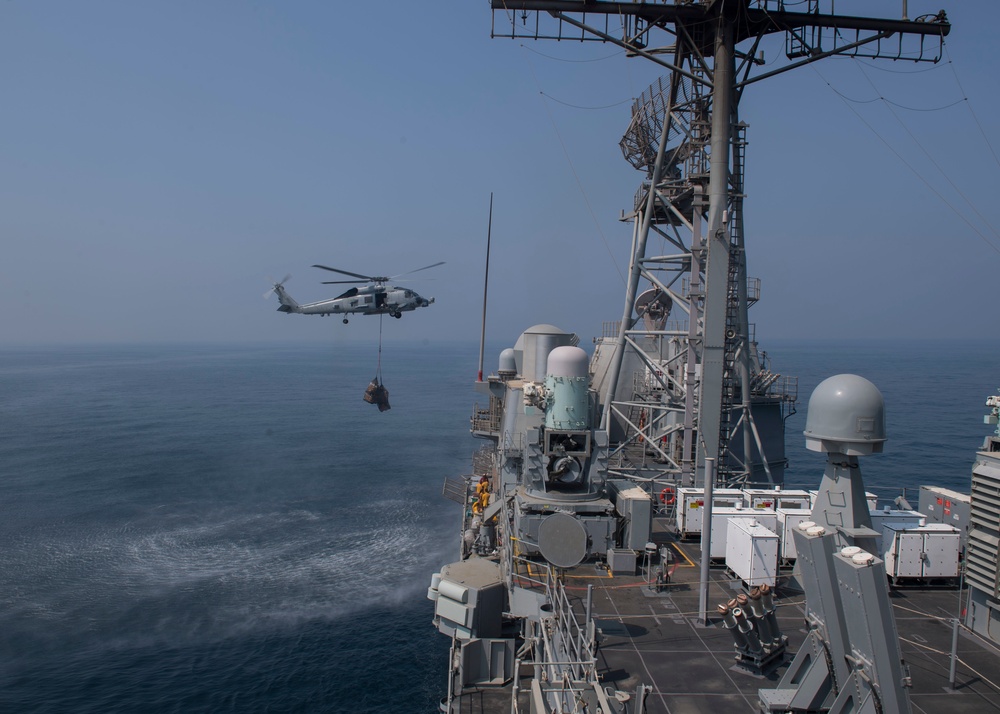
[[491, 0, 949, 486]]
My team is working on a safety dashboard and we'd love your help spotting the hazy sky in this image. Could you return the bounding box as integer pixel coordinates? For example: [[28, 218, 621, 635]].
[[2, 1, 997, 349]]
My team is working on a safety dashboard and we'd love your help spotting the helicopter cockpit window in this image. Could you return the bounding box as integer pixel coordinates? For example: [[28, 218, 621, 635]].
[[404, 291, 412, 298]]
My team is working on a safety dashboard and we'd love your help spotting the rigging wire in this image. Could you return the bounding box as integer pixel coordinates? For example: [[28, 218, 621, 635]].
[[879, 96, 965, 112], [850, 57, 1000, 245], [521, 47, 626, 285], [376, 312, 383, 382], [539, 90, 632, 111], [944, 42, 1000, 172], [820, 81, 961, 111], [813, 64, 1000, 257], [519, 43, 621, 63]]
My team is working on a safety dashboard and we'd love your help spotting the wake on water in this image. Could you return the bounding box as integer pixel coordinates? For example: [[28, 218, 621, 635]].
[[0, 342, 476, 712]]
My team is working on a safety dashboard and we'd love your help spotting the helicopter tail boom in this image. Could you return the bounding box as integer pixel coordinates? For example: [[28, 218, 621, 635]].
[[273, 284, 301, 313]]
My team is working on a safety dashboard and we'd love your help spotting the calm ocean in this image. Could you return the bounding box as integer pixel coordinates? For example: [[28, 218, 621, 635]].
[[1, 338, 997, 712]]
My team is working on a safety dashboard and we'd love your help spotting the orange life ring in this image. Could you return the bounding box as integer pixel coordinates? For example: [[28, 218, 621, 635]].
[[659, 487, 675, 505]]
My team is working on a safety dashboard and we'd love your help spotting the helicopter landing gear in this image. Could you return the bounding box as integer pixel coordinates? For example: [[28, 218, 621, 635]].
[[392, 312, 402, 319], [343, 318, 349, 324]]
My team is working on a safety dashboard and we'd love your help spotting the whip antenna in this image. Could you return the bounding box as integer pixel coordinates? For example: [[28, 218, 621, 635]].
[[477, 193, 493, 382]]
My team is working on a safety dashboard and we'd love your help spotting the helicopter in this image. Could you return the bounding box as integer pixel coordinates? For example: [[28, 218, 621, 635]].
[[266, 262, 443, 323]]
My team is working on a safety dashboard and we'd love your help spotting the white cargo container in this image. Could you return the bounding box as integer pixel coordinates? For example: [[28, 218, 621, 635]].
[[870, 509, 926, 553], [710, 507, 777, 559], [726, 519, 780, 587], [883, 523, 961, 582], [775, 507, 813, 563], [743, 488, 812, 511], [675, 487, 744, 538]]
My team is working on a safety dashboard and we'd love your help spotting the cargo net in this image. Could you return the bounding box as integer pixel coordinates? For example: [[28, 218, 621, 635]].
[[363, 377, 390, 412]]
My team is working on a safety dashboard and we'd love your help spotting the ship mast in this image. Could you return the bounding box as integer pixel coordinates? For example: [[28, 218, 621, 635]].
[[491, 0, 949, 487]]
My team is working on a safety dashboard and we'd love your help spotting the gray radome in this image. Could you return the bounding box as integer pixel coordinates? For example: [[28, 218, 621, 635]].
[[546, 345, 588, 379], [804, 374, 886, 455], [498, 348, 516, 375]]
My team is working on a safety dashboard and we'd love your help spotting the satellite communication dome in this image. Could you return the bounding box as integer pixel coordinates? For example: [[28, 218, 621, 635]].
[[804, 374, 886, 455], [498, 348, 516, 376]]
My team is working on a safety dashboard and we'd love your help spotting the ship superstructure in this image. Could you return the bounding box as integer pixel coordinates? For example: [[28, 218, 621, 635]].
[[490, 1, 948, 490], [964, 391, 1000, 641], [423, 4, 1000, 714]]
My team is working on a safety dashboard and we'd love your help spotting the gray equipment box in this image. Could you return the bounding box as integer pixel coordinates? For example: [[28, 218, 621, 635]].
[[869, 508, 926, 554], [675, 487, 744, 538], [918, 485, 970, 545], [725, 518, 779, 588], [775, 507, 813, 563], [607, 548, 637, 574], [710, 507, 777, 559], [883, 523, 961, 581], [608, 480, 654, 550], [743, 488, 812, 511]]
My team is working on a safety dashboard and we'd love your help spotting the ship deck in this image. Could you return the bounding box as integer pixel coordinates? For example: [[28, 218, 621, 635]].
[[450, 517, 1000, 713]]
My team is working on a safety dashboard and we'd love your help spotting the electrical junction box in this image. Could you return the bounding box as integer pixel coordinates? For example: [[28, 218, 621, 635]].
[[607, 547, 637, 574], [870, 509, 926, 555], [675, 487, 744, 538], [775, 507, 813, 563], [743, 488, 811, 511], [726, 518, 779, 588], [883, 523, 961, 581], [710, 507, 777, 559], [608, 480, 653, 551]]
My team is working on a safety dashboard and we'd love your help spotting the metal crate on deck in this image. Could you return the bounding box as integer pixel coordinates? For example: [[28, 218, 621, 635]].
[[710, 507, 777, 559], [725, 518, 779, 588]]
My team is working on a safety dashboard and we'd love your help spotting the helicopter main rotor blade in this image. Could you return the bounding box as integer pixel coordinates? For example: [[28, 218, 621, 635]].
[[321, 280, 368, 285], [312, 264, 373, 281], [391, 261, 445, 279]]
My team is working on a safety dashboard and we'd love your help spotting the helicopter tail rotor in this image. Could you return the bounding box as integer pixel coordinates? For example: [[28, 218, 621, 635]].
[[263, 274, 292, 299]]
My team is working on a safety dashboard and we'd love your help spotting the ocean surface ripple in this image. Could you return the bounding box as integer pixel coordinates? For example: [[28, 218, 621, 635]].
[[0, 342, 479, 713]]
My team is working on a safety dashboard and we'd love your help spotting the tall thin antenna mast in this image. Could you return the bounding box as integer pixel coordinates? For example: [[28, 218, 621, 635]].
[[477, 193, 494, 383]]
